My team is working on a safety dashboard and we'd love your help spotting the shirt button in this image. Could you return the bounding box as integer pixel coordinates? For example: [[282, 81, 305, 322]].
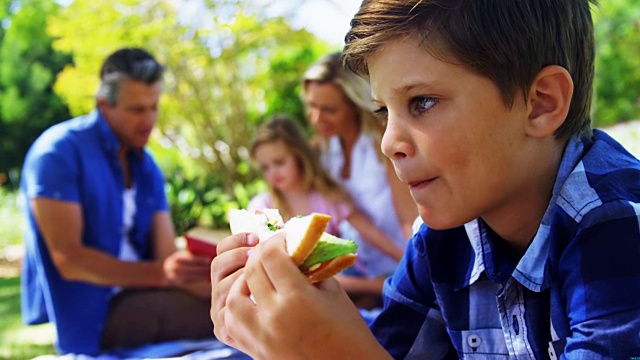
[[467, 334, 482, 349]]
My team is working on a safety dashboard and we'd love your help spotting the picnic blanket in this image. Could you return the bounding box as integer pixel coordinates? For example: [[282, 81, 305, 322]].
[[33, 308, 381, 359], [33, 338, 251, 360]]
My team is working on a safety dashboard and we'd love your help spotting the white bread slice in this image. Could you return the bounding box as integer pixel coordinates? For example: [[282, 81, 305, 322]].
[[229, 208, 284, 242], [284, 213, 331, 265]]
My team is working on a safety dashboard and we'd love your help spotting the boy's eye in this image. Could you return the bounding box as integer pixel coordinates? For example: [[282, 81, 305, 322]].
[[411, 96, 438, 115]]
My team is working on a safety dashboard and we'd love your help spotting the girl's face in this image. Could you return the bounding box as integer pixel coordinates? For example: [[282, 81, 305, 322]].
[[253, 141, 304, 193], [303, 81, 360, 139]]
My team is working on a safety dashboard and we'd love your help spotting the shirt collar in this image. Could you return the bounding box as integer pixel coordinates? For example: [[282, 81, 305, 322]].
[[94, 110, 145, 159], [466, 133, 589, 292]]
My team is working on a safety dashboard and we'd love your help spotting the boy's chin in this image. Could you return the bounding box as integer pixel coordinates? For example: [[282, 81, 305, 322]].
[[418, 207, 469, 230]]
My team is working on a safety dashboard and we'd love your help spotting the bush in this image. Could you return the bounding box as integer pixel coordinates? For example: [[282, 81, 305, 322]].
[[165, 166, 266, 235], [0, 189, 22, 250]]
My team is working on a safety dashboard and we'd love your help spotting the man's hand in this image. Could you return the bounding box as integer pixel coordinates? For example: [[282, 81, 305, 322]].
[[163, 250, 211, 286]]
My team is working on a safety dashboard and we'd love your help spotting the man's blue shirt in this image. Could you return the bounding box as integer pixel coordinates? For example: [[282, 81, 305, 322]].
[[371, 129, 640, 359], [20, 110, 169, 355]]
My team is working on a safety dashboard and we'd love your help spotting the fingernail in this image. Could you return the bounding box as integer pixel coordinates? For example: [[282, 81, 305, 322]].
[[246, 234, 258, 246], [247, 249, 253, 257]]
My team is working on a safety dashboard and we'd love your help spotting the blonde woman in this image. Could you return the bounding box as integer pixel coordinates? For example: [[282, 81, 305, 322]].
[[302, 52, 417, 281]]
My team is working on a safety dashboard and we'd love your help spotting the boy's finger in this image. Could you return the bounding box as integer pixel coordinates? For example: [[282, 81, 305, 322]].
[[216, 233, 259, 255], [250, 235, 309, 295]]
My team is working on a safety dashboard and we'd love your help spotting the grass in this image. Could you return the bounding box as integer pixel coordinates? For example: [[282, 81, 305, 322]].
[[0, 189, 23, 249], [0, 190, 55, 359], [0, 277, 55, 360]]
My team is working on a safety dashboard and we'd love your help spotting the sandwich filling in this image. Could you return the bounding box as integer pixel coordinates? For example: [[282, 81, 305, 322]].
[[300, 233, 358, 272]]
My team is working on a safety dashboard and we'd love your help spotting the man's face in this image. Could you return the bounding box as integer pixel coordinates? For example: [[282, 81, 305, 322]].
[[368, 36, 533, 231], [100, 79, 162, 150]]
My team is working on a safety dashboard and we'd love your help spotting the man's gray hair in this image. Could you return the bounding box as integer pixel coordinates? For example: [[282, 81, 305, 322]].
[[96, 48, 164, 106]]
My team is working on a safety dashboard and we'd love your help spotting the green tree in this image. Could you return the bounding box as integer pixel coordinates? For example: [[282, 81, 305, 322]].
[[0, 0, 71, 187], [48, 0, 332, 230], [592, 0, 640, 126]]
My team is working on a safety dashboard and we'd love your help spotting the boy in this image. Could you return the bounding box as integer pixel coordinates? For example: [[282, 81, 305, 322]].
[[210, 1, 640, 358]]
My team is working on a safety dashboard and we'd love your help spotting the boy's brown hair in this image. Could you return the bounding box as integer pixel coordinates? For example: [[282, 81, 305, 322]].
[[343, 0, 597, 139]]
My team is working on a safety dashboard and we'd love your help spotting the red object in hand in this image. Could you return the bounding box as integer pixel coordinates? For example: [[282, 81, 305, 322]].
[[184, 227, 227, 259]]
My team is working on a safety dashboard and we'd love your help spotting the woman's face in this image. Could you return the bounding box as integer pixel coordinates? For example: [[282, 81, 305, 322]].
[[303, 81, 360, 139], [253, 141, 303, 193]]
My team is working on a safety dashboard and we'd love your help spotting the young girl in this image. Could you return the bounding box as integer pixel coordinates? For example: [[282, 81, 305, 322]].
[[248, 115, 404, 305]]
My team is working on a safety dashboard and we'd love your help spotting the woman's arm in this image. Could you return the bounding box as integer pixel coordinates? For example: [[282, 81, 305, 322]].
[[347, 210, 405, 261]]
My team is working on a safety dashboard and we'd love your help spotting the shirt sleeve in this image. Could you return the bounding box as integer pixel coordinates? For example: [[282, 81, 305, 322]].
[[22, 137, 80, 203], [559, 201, 640, 358], [370, 228, 455, 359]]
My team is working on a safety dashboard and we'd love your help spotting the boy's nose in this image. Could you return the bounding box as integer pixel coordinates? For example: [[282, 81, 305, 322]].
[[382, 117, 412, 160]]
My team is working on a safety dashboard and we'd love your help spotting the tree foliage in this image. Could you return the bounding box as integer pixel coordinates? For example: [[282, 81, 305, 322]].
[[48, 0, 333, 230], [592, 0, 640, 126], [0, 0, 71, 186], [1, 0, 637, 230]]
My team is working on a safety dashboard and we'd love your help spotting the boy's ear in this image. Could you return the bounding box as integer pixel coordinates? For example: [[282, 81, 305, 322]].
[[525, 65, 573, 137]]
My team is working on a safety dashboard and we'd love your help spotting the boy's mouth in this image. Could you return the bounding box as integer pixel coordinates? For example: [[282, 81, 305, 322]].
[[408, 178, 435, 190]]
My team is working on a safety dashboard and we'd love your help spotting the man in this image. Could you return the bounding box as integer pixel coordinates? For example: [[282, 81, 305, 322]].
[[21, 48, 213, 355]]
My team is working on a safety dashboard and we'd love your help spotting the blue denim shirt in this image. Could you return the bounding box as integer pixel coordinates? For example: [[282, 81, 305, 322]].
[[20, 110, 169, 355], [371, 130, 640, 359]]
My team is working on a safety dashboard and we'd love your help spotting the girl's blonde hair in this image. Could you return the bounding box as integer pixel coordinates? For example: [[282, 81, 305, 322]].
[[250, 114, 351, 220], [302, 52, 385, 159]]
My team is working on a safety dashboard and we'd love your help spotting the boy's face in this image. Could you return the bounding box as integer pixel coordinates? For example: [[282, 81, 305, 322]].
[[369, 36, 534, 231]]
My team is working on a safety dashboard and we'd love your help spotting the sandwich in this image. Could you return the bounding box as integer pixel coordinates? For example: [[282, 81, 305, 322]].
[[229, 208, 358, 283]]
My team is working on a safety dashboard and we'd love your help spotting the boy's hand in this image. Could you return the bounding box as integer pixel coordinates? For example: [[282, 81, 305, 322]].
[[217, 233, 390, 359], [210, 232, 259, 347]]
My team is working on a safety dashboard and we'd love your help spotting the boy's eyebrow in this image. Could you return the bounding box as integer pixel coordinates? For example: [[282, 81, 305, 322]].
[[372, 80, 439, 102], [395, 80, 437, 94]]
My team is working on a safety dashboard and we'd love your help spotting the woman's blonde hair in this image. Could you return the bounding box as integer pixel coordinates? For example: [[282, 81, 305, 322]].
[[302, 52, 385, 159], [250, 114, 351, 220]]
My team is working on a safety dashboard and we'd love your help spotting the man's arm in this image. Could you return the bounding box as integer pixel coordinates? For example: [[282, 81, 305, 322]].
[[32, 197, 167, 287], [150, 211, 212, 299]]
